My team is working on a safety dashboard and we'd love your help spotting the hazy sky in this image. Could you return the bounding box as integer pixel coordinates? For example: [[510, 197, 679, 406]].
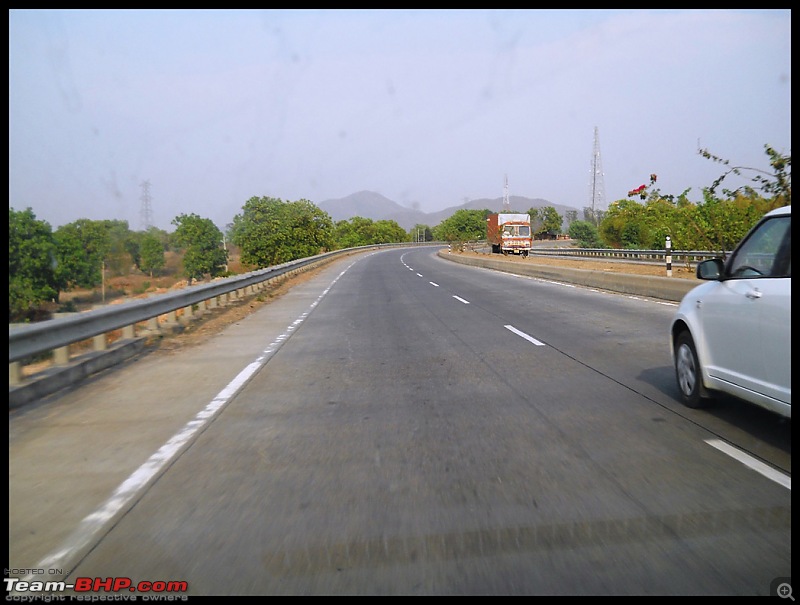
[[9, 9, 791, 232]]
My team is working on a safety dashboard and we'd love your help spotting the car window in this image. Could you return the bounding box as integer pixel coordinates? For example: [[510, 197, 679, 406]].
[[726, 215, 791, 278]]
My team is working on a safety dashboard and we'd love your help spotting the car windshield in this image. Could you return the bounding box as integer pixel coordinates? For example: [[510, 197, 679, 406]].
[[726, 215, 791, 278]]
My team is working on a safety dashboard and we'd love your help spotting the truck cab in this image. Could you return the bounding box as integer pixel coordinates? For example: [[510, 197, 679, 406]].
[[487, 213, 533, 256]]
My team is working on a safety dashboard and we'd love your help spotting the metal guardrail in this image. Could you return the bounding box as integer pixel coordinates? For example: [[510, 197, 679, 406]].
[[8, 242, 443, 388], [526, 247, 728, 263], [461, 240, 729, 264]]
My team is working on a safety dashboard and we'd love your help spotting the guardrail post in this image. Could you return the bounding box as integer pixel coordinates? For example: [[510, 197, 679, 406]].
[[144, 317, 160, 335], [665, 236, 672, 277], [93, 334, 107, 351], [54, 345, 69, 365], [10, 361, 22, 386], [179, 304, 194, 325], [163, 310, 180, 332]]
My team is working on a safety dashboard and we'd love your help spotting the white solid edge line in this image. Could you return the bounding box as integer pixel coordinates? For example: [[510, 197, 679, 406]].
[[504, 324, 545, 346], [19, 261, 357, 587], [706, 439, 791, 490]]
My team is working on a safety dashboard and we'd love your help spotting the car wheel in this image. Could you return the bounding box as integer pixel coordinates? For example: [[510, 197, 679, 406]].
[[674, 331, 708, 409]]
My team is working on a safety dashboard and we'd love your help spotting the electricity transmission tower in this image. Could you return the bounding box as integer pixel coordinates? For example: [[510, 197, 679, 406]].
[[502, 174, 510, 211], [139, 180, 154, 231], [588, 126, 606, 225]]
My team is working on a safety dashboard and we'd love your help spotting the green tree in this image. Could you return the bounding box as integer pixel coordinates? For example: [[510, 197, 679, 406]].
[[125, 230, 144, 270], [614, 155, 786, 253], [171, 213, 227, 284], [410, 223, 433, 242], [568, 220, 602, 248], [700, 143, 791, 204], [125, 226, 170, 272], [582, 206, 606, 226], [9, 207, 60, 322], [528, 206, 563, 238], [102, 219, 133, 276], [599, 199, 640, 248], [230, 197, 334, 268], [371, 219, 409, 244], [333, 218, 362, 249], [432, 209, 486, 242], [693, 194, 778, 252], [139, 232, 166, 277], [332, 216, 406, 248], [53, 219, 112, 290]]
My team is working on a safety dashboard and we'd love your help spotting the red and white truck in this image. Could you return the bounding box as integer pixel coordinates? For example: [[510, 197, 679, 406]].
[[486, 213, 532, 257]]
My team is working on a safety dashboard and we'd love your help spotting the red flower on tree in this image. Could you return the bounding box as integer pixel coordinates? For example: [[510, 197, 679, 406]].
[[627, 184, 647, 197], [627, 174, 657, 199]]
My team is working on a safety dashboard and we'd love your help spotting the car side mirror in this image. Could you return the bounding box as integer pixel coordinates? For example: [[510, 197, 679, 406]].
[[697, 258, 724, 280]]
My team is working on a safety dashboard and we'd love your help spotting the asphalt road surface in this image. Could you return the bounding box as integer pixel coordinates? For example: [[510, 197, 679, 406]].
[[8, 247, 791, 596]]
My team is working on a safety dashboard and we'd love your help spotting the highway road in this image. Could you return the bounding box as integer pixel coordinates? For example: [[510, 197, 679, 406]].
[[8, 246, 791, 596]]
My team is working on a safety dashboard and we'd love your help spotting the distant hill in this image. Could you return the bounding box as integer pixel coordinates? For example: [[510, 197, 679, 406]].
[[318, 191, 581, 231]]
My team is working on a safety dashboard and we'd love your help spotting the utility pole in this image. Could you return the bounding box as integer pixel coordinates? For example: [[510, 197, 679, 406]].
[[589, 127, 606, 226], [502, 174, 510, 211], [222, 232, 228, 272]]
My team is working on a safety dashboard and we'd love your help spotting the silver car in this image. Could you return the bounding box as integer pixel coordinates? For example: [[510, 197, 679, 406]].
[[669, 204, 791, 418]]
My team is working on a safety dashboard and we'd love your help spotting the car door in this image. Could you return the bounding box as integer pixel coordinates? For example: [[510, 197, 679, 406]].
[[700, 213, 791, 405], [698, 276, 767, 397], [756, 219, 791, 405]]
